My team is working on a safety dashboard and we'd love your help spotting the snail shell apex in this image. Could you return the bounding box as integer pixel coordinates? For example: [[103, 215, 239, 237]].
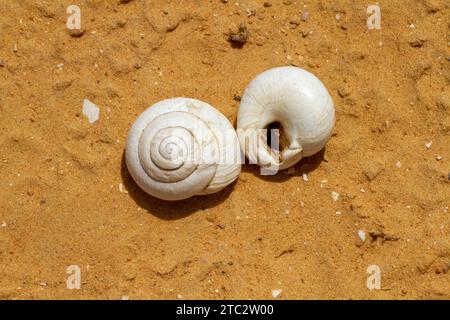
[[126, 98, 241, 201], [237, 66, 335, 170]]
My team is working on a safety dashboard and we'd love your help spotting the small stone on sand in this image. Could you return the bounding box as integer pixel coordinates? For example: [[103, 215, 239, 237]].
[[302, 173, 308, 181], [358, 230, 366, 242], [425, 141, 432, 149], [395, 160, 402, 168], [68, 28, 85, 38], [228, 23, 248, 45], [331, 191, 340, 201], [272, 289, 282, 298], [82, 99, 100, 123]]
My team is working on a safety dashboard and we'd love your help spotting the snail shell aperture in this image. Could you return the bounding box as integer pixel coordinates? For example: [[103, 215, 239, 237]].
[[126, 98, 241, 201], [237, 66, 335, 171]]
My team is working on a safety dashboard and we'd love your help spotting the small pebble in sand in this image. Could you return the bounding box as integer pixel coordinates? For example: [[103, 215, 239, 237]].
[[177, 294, 183, 299], [425, 141, 432, 149], [300, 201, 305, 207], [335, 13, 341, 20], [436, 155, 442, 161], [331, 191, 340, 201], [302, 173, 308, 181], [228, 23, 248, 45], [82, 99, 100, 123], [1, 222, 7, 227], [272, 289, 282, 298], [246, 8, 255, 17], [56, 63, 64, 70], [395, 160, 402, 168], [338, 86, 351, 98], [358, 230, 366, 242], [121, 295, 129, 300], [410, 39, 424, 47], [336, 211, 341, 215], [68, 28, 85, 38], [39, 282, 47, 287], [301, 11, 309, 21]]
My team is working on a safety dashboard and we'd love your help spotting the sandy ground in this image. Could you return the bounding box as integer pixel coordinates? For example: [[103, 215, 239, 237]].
[[0, 0, 449, 300]]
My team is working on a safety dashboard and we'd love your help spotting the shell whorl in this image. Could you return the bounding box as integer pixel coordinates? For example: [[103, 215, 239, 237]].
[[126, 98, 241, 201], [237, 66, 335, 171]]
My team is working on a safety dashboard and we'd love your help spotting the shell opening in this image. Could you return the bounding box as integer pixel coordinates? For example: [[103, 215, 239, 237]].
[[264, 122, 290, 162]]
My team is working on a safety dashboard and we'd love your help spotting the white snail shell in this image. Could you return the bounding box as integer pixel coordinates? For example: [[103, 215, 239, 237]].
[[126, 98, 241, 201], [237, 66, 335, 170]]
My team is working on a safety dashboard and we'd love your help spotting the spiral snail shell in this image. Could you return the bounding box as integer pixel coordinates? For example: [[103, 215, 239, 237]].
[[126, 98, 241, 201], [237, 66, 335, 171]]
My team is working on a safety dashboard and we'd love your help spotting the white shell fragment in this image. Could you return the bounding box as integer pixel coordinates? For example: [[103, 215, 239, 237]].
[[331, 191, 340, 201], [125, 98, 242, 201], [237, 66, 335, 170], [358, 230, 366, 242], [118, 183, 128, 194], [272, 289, 283, 298], [82, 99, 100, 123]]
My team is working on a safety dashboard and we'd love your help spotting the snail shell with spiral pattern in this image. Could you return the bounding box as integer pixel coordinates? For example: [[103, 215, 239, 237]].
[[126, 98, 242, 201]]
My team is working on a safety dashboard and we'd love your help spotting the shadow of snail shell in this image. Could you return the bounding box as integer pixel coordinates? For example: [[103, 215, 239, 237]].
[[237, 66, 335, 171], [126, 98, 241, 201]]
